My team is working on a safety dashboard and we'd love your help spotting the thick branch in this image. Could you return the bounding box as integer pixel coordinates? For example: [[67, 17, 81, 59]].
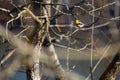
[[100, 53, 120, 80]]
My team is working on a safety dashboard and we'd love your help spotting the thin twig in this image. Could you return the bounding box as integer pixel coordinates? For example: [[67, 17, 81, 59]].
[[53, 43, 89, 56], [89, 2, 116, 13], [52, 6, 70, 15], [15, 26, 32, 37], [50, 21, 110, 30], [0, 8, 10, 13], [0, 48, 16, 65]]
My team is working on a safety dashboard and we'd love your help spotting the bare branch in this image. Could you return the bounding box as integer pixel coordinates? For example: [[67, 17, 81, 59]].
[[0, 48, 16, 65], [50, 21, 110, 31]]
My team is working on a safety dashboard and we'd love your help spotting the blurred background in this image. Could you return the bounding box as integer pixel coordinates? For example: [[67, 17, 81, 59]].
[[0, 0, 120, 80]]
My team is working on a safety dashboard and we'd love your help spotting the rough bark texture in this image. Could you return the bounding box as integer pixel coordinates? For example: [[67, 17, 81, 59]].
[[100, 53, 120, 80], [25, 1, 48, 80]]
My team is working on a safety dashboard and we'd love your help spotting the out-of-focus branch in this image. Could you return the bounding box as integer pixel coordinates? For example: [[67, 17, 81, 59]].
[[0, 25, 32, 79], [0, 25, 33, 55], [100, 53, 120, 80]]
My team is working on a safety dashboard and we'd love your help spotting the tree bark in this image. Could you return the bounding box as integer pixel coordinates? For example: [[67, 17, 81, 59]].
[[100, 52, 120, 80], [25, 2, 47, 80], [25, 0, 52, 80]]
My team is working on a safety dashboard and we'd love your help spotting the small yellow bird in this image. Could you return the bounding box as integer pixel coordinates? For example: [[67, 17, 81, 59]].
[[75, 19, 81, 25], [75, 19, 85, 28]]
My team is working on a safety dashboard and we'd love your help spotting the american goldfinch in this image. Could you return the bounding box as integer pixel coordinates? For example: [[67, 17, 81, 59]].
[[75, 19, 85, 28]]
